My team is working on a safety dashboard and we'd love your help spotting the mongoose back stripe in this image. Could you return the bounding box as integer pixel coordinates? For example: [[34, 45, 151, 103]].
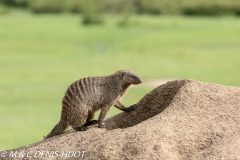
[[75, 80, 82, 99], [64, 93, 71, 104], [62, 98, 70, 107], [78, 79, 85, 97], [74, 81, 79, 94], [86, 77, 91, 94], [81, 78, 88, 96], [67, 86, 74, 100]]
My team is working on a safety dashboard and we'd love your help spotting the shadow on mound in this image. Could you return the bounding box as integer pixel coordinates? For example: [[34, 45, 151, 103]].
[[105, 79, 188, 130]]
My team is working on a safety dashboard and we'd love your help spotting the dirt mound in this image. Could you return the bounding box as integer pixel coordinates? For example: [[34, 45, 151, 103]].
[[1, 79, 240, 160]]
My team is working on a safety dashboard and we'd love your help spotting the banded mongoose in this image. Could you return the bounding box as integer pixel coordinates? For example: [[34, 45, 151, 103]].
[[44, 70, 142, 139]]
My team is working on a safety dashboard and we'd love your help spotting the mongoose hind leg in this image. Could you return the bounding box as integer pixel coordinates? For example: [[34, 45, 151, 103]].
[[73, 109, 97, 131], [83, 110, 97, 126], [70, 107, 88, 131]]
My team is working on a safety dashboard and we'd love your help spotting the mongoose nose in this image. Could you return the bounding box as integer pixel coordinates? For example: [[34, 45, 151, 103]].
[[135, 78, 142, 84]]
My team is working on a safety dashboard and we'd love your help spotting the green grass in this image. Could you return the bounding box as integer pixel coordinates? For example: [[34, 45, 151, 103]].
[[1, 10, 240, 150]]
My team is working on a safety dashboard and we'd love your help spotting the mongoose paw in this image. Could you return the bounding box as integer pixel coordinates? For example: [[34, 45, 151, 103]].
[[84, 120, 98, 126], [92, 120, 98, 123], [75, 126, 88, 131], [124, 104, 136, 113]]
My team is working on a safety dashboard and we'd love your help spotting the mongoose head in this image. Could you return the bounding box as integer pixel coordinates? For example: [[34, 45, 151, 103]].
[[115, 70, 142, 85]]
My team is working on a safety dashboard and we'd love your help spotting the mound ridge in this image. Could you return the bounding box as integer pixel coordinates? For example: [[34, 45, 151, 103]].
[[1, 79, 240, 160]]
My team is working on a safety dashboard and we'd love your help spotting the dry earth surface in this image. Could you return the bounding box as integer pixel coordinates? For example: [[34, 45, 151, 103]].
[[1, 79, 240, 160]]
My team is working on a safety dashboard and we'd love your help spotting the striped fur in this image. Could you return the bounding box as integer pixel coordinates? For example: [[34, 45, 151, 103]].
[[44, 70, 142, 139]]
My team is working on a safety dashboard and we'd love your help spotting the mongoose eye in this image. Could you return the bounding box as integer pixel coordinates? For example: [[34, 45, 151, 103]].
[[130, 75, 136, 80]]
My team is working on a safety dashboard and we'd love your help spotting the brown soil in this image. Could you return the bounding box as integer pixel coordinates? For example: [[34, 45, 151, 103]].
[[1, 79, 240, 160]]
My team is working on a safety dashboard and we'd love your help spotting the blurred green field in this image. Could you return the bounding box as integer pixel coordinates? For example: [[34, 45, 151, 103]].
[[1, 10, 240, 150]]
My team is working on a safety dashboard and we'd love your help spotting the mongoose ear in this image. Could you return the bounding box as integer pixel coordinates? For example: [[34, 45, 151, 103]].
[[120, 71, 126, 77], [115, 70, 126, 78]]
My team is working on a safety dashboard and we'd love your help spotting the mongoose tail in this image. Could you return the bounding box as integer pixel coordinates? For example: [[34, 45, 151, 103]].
[[44, 108, 68, 139]]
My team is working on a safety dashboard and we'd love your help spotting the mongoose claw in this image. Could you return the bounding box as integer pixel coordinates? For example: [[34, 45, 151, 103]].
[[98, 123, 105, 128], [75, 126, 88, 131], [124, 104, 136, 113]]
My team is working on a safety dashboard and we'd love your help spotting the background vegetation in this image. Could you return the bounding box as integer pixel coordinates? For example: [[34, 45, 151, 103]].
[[1, 0, 240, 16], [1, 0, 240, 24], [1, 0, 240, 151]]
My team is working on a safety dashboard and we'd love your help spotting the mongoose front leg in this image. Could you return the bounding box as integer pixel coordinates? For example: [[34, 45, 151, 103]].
[[114, 100, 136, 113], [98, 105, 111, 128]]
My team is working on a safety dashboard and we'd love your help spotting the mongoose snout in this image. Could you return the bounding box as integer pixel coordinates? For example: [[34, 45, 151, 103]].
[[122, 70, 142, 85], [132, 77, 142, 84], [44, 70, 142, 139]]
